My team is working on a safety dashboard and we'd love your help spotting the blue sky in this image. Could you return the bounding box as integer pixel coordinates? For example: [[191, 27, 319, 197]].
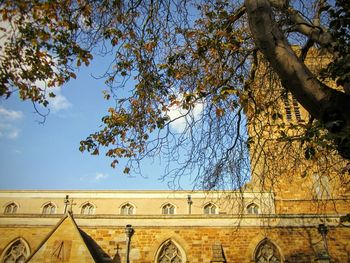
[[0, 55, 192, 190]]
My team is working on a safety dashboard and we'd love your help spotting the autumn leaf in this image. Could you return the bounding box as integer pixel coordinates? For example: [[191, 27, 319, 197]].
[[216, 108, 225, 117], [144, 42, 156, 52]]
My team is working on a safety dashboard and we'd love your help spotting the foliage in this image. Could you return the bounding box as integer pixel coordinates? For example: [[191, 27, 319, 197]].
[[321, 0, 350, 88], [0, 0, 119, 104], [1, 0, 349, 189]]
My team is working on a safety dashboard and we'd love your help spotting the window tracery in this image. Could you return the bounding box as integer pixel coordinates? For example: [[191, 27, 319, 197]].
[[121, 203, 134, 215], [162, 203, 175, 215], [203, 203, 217, 214], [1, 239, 29, 263], [255, 239, 281, 263], [4, 203, 18, 214], [81, 203, 95, 215], [42, 203, 56, 214], [157, 240, 183, 263]]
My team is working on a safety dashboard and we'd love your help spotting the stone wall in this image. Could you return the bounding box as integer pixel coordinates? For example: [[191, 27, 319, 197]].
[[1, 222, 349, 262]]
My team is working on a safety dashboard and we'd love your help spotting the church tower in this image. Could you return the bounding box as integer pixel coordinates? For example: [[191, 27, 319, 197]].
[[246, 48, 350, 214]]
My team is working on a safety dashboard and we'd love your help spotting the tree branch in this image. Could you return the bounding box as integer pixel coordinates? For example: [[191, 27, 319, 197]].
[[245, 0, 350, 159], [286, 6, 334, 49]]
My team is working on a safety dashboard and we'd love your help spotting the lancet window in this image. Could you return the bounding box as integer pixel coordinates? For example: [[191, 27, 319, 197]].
[[247, 203, 259, 214], [162, 203, 175, 215], [121, 203, 134, 215], [282, 92, 302, 122], [81, 203, 95, 215], [4, 203, 18, 214], [203, 203, 217, 214], [313, 173, 331, 199], [42, 203, 56, 214]]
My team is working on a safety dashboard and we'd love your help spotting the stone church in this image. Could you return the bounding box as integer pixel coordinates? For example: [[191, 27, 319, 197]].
[[0, 50, 350, 262], [0, 185, 349, 262]]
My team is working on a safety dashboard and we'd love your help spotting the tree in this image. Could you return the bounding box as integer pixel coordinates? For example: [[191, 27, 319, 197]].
[[0, 0, 349, 189]]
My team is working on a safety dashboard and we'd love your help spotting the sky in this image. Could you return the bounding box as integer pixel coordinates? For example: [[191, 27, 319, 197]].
[[0, 55, 194, 190]]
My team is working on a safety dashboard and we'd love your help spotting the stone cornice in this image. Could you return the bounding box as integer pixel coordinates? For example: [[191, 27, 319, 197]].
[[0, 213, 343, 228]]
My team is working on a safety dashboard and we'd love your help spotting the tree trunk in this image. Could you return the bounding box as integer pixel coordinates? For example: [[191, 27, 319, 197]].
[[245, 0, 350, 159]]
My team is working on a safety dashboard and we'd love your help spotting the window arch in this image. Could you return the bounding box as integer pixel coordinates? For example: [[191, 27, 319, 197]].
[[161, 203, 175, 215], [254, 238, 282, 263], [4, 202, 18, 214], [247, 203, 259, 214], [42, 202, 56, 214], [81, 202, 95, 215], [120, 203, 135, 215], [203, 203, 217, 214], [0, 238, 30, 263], [156, 240, 186, 263]]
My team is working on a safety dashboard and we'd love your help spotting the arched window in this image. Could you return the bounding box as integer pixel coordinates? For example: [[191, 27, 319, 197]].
[[156, 240, 185, 263], [203, 203, 217, 214], [4, 203, 18, 214], [81, 203, 95, 215], [42, 203, 56, 214], [162, 203, 175, 215], [1, 238, 30, 263], [254, 238, 282, 263], [121, 203, 134, 215], [313, 173, 331, 199], [247, 203, 259, 214]]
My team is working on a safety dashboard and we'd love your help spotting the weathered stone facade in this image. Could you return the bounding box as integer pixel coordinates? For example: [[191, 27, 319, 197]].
[[0, 189, 349, 262]]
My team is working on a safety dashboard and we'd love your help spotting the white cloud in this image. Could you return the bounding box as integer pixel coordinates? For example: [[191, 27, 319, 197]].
[[167, 100, 204, 133], [0, 107, 23, 120], [48, 90, 72, 113], [12, 149, 22, 154], [0, 107, 23, 140], [35, 82, 72, 113], [0, 123, 20, 139], [8, 128, 19, 139], [94, 173, 109, 181]]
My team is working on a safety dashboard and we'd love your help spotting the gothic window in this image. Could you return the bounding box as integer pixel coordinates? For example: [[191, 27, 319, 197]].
[[1, 238, 29, 263], [292, 96, 302, 122], [203, 203, 217, 214], [81, 203, 95, 215], [157, 240, 184, 263], [282, 92, 303, 122], [313, 173, 331, 199], [121, 203, 134, 215], [4, 203, 18, 214], [254, 239, 282, 263], [42, 203, 56, 214], [162, 203, 175, 215], [282, 93, 292, 121], [247, 203, 259, 214]]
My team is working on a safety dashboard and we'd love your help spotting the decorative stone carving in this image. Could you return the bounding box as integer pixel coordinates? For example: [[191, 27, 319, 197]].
[[255, 239, 281, 263]]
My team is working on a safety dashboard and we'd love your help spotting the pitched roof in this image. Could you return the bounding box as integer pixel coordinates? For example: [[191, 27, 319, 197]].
[[26, 213, 109, 262]]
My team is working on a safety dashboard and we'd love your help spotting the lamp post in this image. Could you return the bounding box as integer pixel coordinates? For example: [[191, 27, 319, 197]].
[[315, 224, 330, 263], [125, 224, 134, 263], [187, 195, 193, 215]]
